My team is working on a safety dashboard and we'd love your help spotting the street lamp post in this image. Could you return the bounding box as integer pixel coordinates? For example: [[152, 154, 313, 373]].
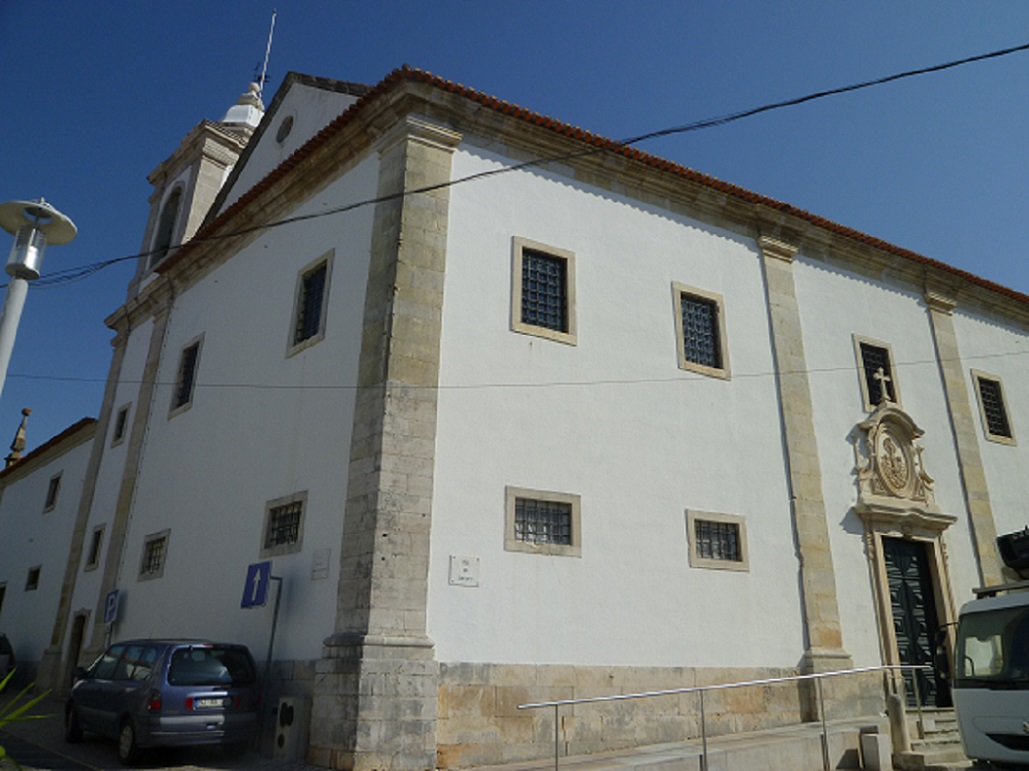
[[0, 199, 77, 403]]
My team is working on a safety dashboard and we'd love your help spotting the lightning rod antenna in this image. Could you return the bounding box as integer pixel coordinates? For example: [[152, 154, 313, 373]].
[[258, 9, 277, 99]]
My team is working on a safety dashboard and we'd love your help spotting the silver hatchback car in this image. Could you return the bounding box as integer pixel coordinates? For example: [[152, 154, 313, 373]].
[[65, 639, 260, 765]]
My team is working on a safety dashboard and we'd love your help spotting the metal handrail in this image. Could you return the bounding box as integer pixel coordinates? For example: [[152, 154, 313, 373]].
[[518, 663, 933, 771]]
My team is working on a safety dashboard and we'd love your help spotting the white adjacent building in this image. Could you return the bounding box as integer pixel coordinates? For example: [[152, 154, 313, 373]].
[[1, 68, 1026, 769]]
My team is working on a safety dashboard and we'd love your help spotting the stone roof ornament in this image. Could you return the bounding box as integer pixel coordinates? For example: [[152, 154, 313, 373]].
[[5, 407, 30, 468]]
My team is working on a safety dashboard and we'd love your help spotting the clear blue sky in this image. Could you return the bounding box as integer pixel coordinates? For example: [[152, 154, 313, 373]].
[[1, 1, 1027, 452]]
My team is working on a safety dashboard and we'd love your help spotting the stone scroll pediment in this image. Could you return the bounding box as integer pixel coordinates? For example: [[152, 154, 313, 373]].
[[852, 404, 955, 534]]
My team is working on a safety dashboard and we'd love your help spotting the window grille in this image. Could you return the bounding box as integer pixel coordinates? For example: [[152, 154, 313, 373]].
[[514, 497, 572, 545], [694, 519, 741, 562], [860, 342, 895, 405], [173, 342, 200, 410], [86, 527, 104, 569], [521, 250, 568, 333], [140, 537, 167, 577], [266, 501, 303, 548], [294, 262, 327, 344], [978, 377, 1012, 438], [113, 406, 129, 444], [44, 475, 61, 510], [680, 294, 721, 369]]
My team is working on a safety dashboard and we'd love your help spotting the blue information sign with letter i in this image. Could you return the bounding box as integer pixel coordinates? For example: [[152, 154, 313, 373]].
[[241, 561, 271, 608]]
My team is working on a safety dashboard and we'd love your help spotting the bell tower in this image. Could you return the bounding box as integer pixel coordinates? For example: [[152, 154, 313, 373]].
[[126, 83, 264, 299]]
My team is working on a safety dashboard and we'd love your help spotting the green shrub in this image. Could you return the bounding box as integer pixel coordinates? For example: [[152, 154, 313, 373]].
[[0, 670, 51, 770]]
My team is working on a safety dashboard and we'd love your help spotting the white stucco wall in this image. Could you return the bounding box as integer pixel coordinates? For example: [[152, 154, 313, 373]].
[[92, 155, 378, 661], [0, 425, 93, 666], [792, 257, 980, 666], [428, 147, 805, 668], [952, 311, 1029, 549]]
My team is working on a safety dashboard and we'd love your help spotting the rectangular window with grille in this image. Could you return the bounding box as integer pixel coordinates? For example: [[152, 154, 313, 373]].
[[139, 531, 169, 580], [43, 473, 61, 512], [262, 493, 306, 557], [170, 338, 202, 414], [25, 566, 40, 591], [974, 371, 1015, 444], [112, 404, 130, 446], [289, 254, 332, 354], [85, 526, 105, 571], [687, 511, 748, 571], [856, 339, 898, 409], [511, 238, 577, 345], [673, 283, 729, 378], [505, 486, 581, 557]]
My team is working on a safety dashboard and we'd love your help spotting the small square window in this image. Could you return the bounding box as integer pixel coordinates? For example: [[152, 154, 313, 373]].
[[973, 370, 1015, 445], [169, 337, 202, 416], [111, 404, 131, 447], [25, 566, 41, 591], [504, 486, 581, 557], [0, 584, 6, 614], [261, 492, 307, 557], [288, 253, 332, 355], [139, 530, 170, 581], [511, 237, 577, 345], [672, 283, 730, 379], [43, 473, 62, 512], [85, 525, 105, 571], [687, 510, 748, 572], [854, 336, 900, 410]]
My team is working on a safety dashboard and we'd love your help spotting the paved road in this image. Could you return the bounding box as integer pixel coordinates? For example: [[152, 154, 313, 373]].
[[0, 695, 318, 771]]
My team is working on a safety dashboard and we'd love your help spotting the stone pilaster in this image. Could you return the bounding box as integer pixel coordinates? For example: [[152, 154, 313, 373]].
[[309, 116, 461, 771], [924, 291, 1003, 586], [758, 236, 851, 672], [37, 329, 129, 693], [84, 306, 173, 657]]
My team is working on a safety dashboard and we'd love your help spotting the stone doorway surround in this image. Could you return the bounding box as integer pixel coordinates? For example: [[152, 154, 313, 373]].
[[852, 404, 959, 698]]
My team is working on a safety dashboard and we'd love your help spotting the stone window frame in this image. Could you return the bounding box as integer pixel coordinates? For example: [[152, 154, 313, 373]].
[[111, 403, 131, 447], [972, 369, 1016, 446], [84, 524, 105, 572], [287, 251, 333, 357], [672, 282, 731, 380], [25, 565, 41, 591], [261, 491, 307, 558], [510, 236, 578, 346], [853, 335, 901, 411], [148, 184, 184, 271], [169, 335, 203, 418], [504, 485, 582, 558], [686, 510, 749, 572], [43, 472, 62, 513], [138, 529, 170, 582]]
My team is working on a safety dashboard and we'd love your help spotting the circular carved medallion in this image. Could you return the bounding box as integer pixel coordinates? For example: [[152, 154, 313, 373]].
[[876, 426, 914, 496]]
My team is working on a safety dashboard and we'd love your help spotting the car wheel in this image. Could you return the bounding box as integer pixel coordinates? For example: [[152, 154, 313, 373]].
[[64, 704, 83, 743], [117, 719, 141, 766]]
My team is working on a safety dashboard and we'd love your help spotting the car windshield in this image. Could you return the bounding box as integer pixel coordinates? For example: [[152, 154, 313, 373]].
[[167, 646, 256, 686]]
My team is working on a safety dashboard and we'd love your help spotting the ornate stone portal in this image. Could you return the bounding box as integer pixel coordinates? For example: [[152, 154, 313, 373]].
[[852, 403, 957, 704]]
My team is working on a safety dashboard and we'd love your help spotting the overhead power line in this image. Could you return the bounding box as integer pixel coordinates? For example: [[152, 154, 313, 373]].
[[16, 40, 1029, 292]]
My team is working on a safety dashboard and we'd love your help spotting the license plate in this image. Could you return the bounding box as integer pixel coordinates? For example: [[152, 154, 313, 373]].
[[194, 697, 229, 709]]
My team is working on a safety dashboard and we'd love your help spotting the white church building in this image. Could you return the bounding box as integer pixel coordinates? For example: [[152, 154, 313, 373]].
[[1, 67, 1026, 769]]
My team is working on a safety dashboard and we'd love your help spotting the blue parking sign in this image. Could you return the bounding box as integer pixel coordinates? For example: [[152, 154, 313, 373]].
[[104, 589, 119, 625], [241, 561, 271, 608]]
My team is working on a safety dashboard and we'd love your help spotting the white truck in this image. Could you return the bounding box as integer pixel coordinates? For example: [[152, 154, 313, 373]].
[[952, 578, 1029, 767]]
